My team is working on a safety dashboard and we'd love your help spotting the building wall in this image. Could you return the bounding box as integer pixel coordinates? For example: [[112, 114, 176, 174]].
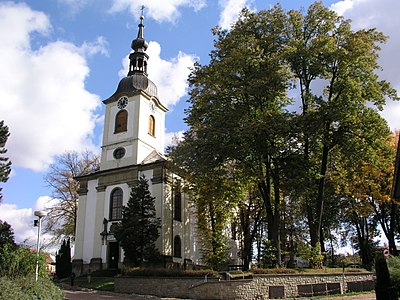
[[73, 164, 201, 274], [115, 272, 374, 300], [100, 92, 165, 170]]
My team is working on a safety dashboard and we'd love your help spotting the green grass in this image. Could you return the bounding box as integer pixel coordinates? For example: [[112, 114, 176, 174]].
[[73, 276, 115, 291]]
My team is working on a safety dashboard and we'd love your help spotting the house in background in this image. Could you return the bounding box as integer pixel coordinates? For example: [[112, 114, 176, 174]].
[[72, 14, 201, 275]]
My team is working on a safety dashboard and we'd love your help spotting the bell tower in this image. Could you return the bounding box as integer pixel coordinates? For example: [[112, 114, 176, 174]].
[[100, 13, 168, 171]]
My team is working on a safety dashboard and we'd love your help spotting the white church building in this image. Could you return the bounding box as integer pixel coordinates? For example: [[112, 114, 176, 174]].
[[72, 15, 201, 275]]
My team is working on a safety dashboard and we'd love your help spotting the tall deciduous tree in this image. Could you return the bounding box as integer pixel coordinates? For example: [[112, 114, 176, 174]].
[[114, 175, 161, 267], [333, 112, 397, 260], [171, 5, 292, 267], [285, 1, 398, 248], [44, 151, 99, 243], [0, 120, 11, 202], [172, 1, 398, 268]]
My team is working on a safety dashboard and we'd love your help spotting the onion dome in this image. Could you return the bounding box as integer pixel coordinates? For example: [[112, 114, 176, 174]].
[[104, 12, 159, 102]]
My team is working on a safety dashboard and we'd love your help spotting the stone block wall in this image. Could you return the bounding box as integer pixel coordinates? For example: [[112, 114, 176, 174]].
[[114, 272, 374, 299]]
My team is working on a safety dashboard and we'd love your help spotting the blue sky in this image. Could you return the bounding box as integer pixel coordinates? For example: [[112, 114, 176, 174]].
[[0, 0, 399, 250]]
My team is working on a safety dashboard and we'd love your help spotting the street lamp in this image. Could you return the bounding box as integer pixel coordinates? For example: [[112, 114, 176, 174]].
[[34, 210, 47, 281]]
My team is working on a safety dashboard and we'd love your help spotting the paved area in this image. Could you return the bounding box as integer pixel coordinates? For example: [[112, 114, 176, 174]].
[[63, 288, 376, 300], [304, 293, 375, 300]]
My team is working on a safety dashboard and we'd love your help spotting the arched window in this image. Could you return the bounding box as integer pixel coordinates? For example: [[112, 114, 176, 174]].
[[174, 190, 182, 222], [115, 110, 127, 133], [173, 235, 182, 258], [110, 188, 123, 220], [148, 115, 155, 136]]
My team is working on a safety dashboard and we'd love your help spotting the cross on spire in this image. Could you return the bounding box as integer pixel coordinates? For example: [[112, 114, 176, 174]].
[[128, 4, 149, 76]]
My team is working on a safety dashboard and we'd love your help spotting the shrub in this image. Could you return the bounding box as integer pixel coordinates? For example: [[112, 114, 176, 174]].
[[0, 276, 64, 300], [387, 256, 400, 293], [0, 244, 48, 279], [375, 253, 397, 300], [121, 267, 218, 278], [251, 268, 297, 274]]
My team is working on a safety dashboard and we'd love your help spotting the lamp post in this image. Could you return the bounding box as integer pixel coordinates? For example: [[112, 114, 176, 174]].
[[34, 210, 47, 281]]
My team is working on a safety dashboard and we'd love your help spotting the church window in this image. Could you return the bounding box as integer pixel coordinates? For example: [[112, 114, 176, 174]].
[[113, 147, 126, 159], [173, 235, 182, 258], [115, 110, 128, 133], [148, 115, 155, 136], [110, 188, 123, 220], [174, 190, 182, 222]]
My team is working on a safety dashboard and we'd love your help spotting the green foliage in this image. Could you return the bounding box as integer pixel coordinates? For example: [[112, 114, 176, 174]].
[[0, 220, 16, 249], [200, 232, 230, 271], [259, 239, 277, 268], [0, 244, 48, 279], [171, 0, 399, 270], [0, 120, 11, 202], [55, 239, 71, 279], [387, 256, 400, 293], [285, 1, 398, 248], [0, 221, 59, 300], [251, 268, 297, 274], [0, 277, 64, 300], [114, 175, 161, 267], [297, 242, 324, 268], [375, 254, 397, 299], [121, 267, 218, 278], [309, 243, 324, 268]]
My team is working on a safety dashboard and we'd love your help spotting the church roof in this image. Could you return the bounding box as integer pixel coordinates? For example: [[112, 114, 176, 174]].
[[104, 73, 158, 103], [141, 149, 167, 165], [104, 12, 159, 102]]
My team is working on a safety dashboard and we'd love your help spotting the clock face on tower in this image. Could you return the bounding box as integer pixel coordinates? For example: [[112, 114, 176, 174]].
[[117, 96, 128, 109]]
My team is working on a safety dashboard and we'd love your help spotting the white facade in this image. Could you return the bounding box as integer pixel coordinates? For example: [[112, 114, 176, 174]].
[[73, 17, 200, 274]]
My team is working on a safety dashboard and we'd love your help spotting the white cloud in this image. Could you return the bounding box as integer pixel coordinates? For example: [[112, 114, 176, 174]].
[[0, 2, 104, 171], [330, 0, 355, 16], [331, 0, 400, 131], [119, 41, 197, 108], [0, 196, 56, 253], [165, 130, 184, 148], [109, 0, 206, 23], [57, 0, 90, 15], [218, 0, 252, 30]]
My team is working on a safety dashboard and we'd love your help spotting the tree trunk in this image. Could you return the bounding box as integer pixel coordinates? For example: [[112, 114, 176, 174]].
[[354, 215, 373, 267], [308, 122, 330, 248], [258, 158, 282, 268]]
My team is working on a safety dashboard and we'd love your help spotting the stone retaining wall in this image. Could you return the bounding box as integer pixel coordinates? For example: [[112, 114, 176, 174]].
[[114, 272, 374, 299]]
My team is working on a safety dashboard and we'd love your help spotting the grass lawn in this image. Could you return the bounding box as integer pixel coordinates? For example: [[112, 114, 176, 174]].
[[65, 276, 115, 291]]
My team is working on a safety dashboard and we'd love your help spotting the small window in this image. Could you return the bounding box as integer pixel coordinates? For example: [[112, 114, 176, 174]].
[[115, 110, 128, 133], [148, 115, 155, 136], [113, 147, 126, 159], [174, 190, 182, 222], [173, 235, 182, 258], [110, 188, 123, 220]]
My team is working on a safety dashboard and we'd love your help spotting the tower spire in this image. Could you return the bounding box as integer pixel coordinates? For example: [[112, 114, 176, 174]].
[[128, 6, 149, 76]]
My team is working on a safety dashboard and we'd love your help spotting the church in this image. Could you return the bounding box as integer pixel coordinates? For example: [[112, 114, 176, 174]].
[[72, 14, 201, 275]]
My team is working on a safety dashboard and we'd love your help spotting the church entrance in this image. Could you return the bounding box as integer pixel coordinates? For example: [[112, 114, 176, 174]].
[[108, 242, 119, 269]]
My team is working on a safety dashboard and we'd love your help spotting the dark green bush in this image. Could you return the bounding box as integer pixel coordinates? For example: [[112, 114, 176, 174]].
[[375, 253, 397, 300], [387, 256, 400, 293], [0, 244, 48, 279], [0, 243, 62, 299], [0, 276, 64, 300]]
